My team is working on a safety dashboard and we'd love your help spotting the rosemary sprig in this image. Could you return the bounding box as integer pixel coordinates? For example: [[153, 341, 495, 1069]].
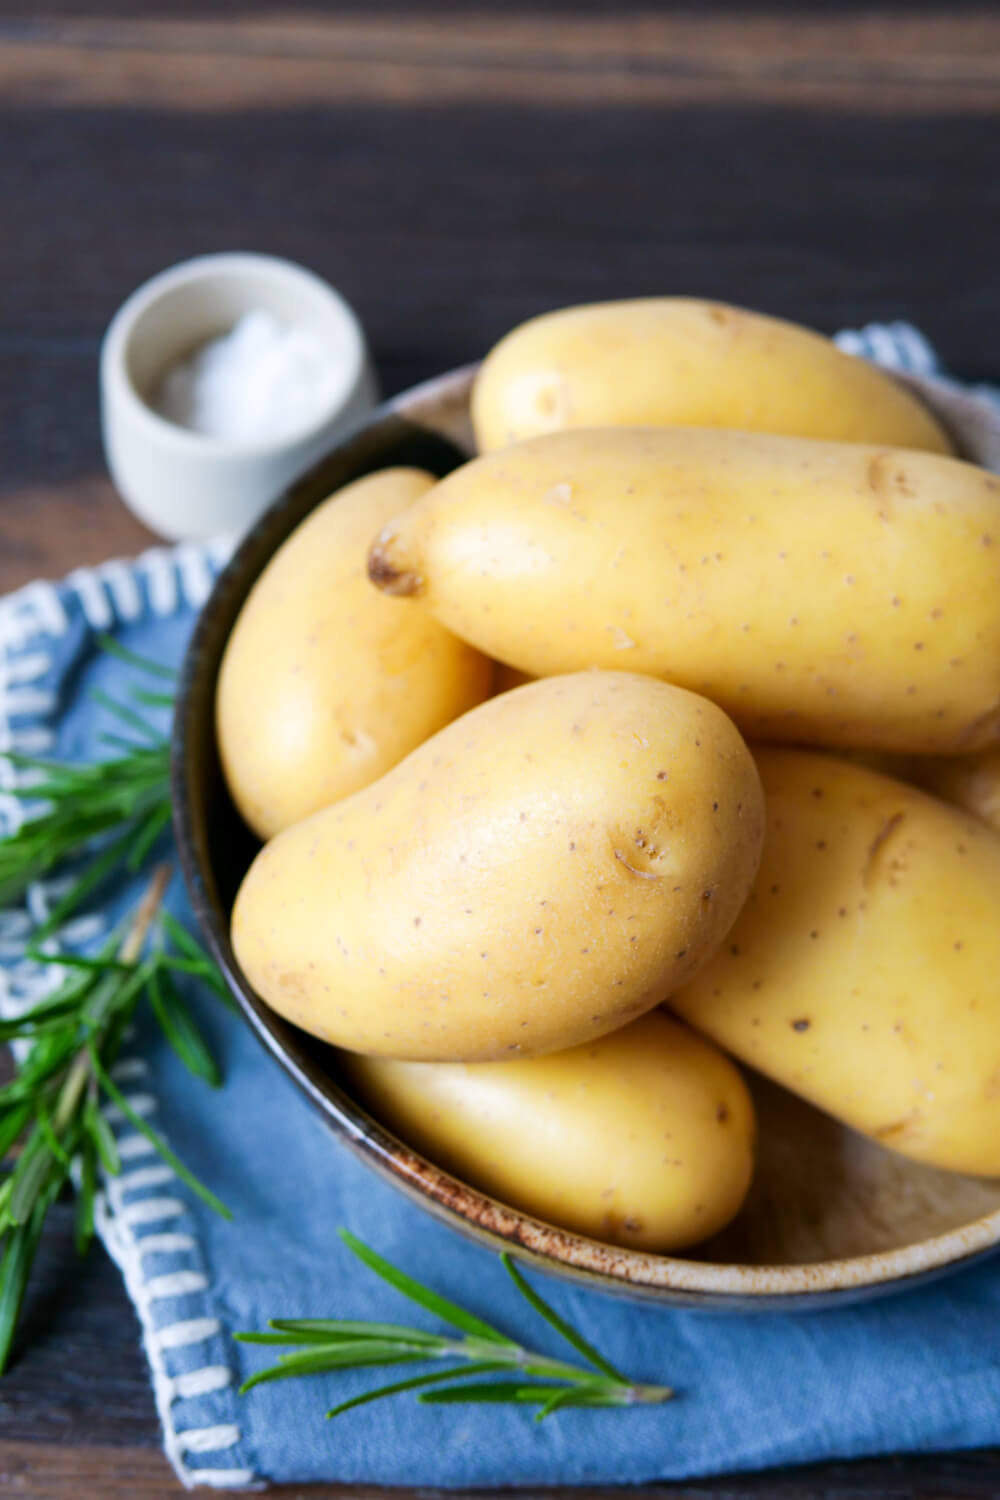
[[0, 864, 231, 1372], [0, 639, 231, 1374], [237, 1230, 673, 1420], [0, 637, 176, 935], [0, 745, 170, 923]]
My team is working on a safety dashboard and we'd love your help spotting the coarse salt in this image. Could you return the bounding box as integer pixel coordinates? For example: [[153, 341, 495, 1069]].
[[152, 310, 345, 444]]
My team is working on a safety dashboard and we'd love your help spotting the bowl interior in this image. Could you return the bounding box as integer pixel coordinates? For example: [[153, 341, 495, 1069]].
[[173, 366, 1000, 1309]]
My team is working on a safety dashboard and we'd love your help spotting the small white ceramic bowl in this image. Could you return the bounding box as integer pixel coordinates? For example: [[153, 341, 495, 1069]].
[[100, 253, 379, 542]]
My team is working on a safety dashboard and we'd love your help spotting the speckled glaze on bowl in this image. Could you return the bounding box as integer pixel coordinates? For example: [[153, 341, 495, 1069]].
[[172, 364, 1000, 1311]]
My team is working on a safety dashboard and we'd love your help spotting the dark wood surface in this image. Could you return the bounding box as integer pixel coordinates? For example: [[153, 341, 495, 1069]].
[[2, 4, 999, 1495]]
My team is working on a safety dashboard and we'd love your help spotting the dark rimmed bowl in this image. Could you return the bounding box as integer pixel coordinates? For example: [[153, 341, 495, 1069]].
[[172, 365, 1000, 1311]]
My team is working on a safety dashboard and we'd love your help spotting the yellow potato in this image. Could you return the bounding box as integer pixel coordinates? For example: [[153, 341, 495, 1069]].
[[369, 428, 1000, 753], [216, 467, 492, 839], [472, 298, 952, 454], [232, 672, 764, 1061], [904, 748, 1000, 838], [817, 747, 1000, 840], [669, 749, 1000, 1176], [491, 661, 534, 695], [343, 1010, 755, 1251]]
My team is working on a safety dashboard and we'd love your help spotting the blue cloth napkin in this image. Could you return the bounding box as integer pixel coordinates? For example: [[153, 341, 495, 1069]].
[[2, 327, 1000, 1490]]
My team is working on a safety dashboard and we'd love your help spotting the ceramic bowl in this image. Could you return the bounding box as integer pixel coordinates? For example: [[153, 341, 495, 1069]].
[[172, 364, 1000, 1310], [101, 252, 378, 543]]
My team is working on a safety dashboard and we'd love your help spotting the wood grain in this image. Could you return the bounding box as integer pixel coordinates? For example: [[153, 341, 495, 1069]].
[[0, 479, 156, 594], [3, 1433, 1000, 1500], [0, 12, 998, 113], [2, 99, 999, 577]]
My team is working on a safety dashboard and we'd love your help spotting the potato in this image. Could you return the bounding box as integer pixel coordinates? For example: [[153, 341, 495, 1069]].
[[216, 467, 493, 839], [369, 428, 1000, 753], [232, 671, 764, 1061], [342, 1010, 755, 1251], [472, 298, 952, 454], [491, 661, 534, 695], [813, 747, 1000, 842], [669, 749, 1000, 1176], [905, 748, 1000, 838]]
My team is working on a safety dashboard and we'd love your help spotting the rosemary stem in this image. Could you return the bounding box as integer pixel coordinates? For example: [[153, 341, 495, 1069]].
[[119, 862, 172, 963], [239, 1235, 676, 1419], [52, 861, 171, 1138], [627, 1382, 675, 1404], [52, 1052, 90, 1137], [444, 1338, 647, 1393], [0, 651, 233, 1378]]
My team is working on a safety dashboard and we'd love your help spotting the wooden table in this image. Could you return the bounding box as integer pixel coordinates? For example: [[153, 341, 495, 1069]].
[[2, 4, 999, 1496]]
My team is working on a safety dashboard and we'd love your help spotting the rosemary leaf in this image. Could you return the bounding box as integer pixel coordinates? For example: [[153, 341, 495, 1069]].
[[5, 747, 168, 784], [99, 732, 157, 755], [7, 1137, 61, 1227], [93, 634, 177, 680], [271, 1340, 437, 1369], [147, 969, 221, 1087], [0, 1105, 31, 1160], [0, 1012, 84, 1044], [420, 1380, 572, 1406], [159, 954, 228, 983], [501, 1252, 625, 1383], [0, 1190, 51, 1375], [0, 752, 169, 911], [534, 1384, 596, 1419], [339, 1230, 514, 1346], [25, 830, 137, 948], [240, 1346, 427, 1394], [126, 801, 173, 871], [130, 690, 179, 708], [420, 1380, 625, 1413], [35, 1101, 72, 1169], [0, 1034, 78, 1103], [9, 960, 98, 1013], [89, 1047, 231, 1220], [89, 689, 164, 747], [264, 1318, 444, 1346], [75, 1140, 97, 1256], [84, 956, 159, 1032], [30, 953, 134, 974], [159, 913, 233, 1003], [83, 1097, 121, 1175], [327, 1363, 508, 1418], [158, 912, 211, 962]]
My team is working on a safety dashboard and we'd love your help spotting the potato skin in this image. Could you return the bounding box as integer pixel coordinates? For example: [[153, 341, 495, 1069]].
[[471, 298, 952, 454], [232, 672, 764, 1061], [669, 749, 1000, 1176], [905, 749, 1000, 838], [216, 467, 492, 839], [491, 661, 534, 695], [369, 428, 1000, 753], [842, 748, 1000, 840], [342, 1010, 755, 1251]]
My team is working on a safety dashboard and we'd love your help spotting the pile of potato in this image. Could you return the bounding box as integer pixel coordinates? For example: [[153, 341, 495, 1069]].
[[219, 299, 1000, 1254]]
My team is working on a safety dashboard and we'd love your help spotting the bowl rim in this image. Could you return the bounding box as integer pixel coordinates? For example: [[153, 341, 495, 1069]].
[[171, 362, 1000, 1310]]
